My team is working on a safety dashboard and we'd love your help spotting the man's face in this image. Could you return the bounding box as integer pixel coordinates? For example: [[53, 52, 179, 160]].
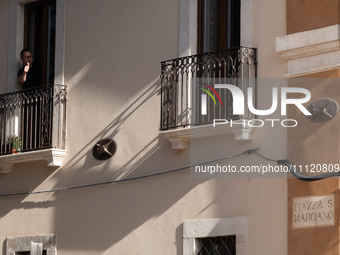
[[21, 51, 33, 66]]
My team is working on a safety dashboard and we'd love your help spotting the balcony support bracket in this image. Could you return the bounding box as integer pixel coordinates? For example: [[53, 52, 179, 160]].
[[160, 121, 255, 150], [231, 127, 254, 140]]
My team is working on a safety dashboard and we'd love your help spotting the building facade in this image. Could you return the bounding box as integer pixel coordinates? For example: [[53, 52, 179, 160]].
[[0, 0, 338, 254]]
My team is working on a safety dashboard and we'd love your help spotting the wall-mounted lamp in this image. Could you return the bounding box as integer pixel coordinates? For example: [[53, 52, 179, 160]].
[[92, 139, 117, 160], [306, 98, 338, 123]]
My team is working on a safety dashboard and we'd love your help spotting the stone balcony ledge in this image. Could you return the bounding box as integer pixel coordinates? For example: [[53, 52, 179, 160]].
[[0, 148, 67, 173], [160, 120, 255, 150]]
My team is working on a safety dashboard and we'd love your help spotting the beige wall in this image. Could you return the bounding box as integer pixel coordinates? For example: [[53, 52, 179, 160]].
[[286, 0, 340, 34], [0, 0, 288, 254], [284, 1, 340, 253], [0, 0, 9, 95], [287, 70, 340, 254], [253, 0, 287, 77]]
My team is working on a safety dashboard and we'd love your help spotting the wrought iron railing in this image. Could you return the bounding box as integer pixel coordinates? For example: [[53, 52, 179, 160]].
[[160, 46, 257, 131], [0, 84, 67, 155]]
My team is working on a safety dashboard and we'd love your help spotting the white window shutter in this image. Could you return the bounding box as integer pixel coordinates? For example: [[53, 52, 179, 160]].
[[30, 241, 43, 255]]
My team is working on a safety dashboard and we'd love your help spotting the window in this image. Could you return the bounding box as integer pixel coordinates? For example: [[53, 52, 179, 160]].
[[1, 0, 67, 172], [178, 0, 252, 57], [7, 0, 64, 93], [6, 234, 56, 255], [197, 0, 240, 54], [17, 251, 47, 255], [183, 217, 248, 255], [197, 236, 236, 255], [24, 0, 56, 85]]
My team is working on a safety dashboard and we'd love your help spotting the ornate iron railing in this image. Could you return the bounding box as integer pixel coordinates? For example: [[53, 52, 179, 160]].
[[0, 84, 67, 155], [160, 46, 257, 130]]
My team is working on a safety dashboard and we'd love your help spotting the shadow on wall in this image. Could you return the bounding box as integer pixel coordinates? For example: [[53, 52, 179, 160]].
[[47, 76, 203, 253], [61, 77, 163, 175], [0, 74, 208, 254], [51, 169, 203, 254], [0, 160, 58, 216], [0, 76, 164, 199]]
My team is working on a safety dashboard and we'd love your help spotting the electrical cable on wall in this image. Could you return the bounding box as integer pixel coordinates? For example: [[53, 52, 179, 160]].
[[276, 160, 340, 182], [0, 148, 333, 197]]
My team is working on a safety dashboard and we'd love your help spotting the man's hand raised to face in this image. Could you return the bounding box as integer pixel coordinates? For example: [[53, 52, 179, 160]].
[[24, 62, 30, 73]]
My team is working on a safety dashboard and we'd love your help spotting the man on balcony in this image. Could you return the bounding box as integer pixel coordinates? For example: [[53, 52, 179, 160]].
[[17, 49, 41, 90], [17, 49, 43, 151]]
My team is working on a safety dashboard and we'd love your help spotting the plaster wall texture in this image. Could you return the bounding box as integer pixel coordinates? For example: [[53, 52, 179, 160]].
[[252, 0, 287, 77], [287, 70, 340, 254], [0, 0, 9, 95], [286, 0, 340, 34], [283, 1, 340, 254], [0, 0, 288, 254]]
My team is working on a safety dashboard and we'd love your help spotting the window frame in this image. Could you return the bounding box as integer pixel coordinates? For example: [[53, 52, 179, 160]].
[[6, 234, 56, 255], [183, 216, 248, 255]]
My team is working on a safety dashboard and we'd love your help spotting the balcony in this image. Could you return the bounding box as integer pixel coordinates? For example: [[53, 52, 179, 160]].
[[160, 46, 257, 149], [0, 84, 67, 172]]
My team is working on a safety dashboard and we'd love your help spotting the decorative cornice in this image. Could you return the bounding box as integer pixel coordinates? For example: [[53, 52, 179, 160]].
[[276, 25, 340, 77], [0, 148, 67, 173], [160, 120, 255, 150]]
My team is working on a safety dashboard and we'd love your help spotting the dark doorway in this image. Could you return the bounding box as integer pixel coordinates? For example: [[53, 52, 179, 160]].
[[198, 0, 240, 54], [24, 0, 56, 85]]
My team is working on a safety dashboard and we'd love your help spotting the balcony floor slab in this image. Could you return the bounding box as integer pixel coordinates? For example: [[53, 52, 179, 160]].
[[0, 148, 67, 173], [160, 120, 255, 150]]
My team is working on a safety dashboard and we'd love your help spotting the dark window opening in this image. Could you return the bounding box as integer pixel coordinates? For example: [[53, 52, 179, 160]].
[[198, 0, 240, 54], [25, 0, 56, 85], [16, 251, 47, 255], [197, 235, 236, 255]]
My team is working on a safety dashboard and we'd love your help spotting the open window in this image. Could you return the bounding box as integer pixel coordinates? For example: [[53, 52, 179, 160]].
[[24, 0, 56, 85], [197, 0, 240, 54]]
